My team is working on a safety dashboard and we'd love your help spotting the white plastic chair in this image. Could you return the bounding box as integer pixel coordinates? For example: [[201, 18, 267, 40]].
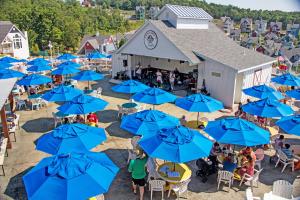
[[168, 179, 191, 200], [52, 112, 62, 128], [149, 180, 166, 200], [272, 180, 293, 199], [254, 149, 265, 170], [217, 170, 234, 190], [96, 87, 102, 98], [117, 105, 126, 118], [239, 168, 263, 190], [146, 158, 159, 186], [31, 99, 41, 110], [275, 150, 295, 172], [16, 99, 26, 110], [246, 188, 261, 200]]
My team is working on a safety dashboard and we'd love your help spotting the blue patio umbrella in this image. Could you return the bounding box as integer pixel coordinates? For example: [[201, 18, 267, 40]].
[[58, 94, 108, 115], [0, 56, 20, 63], [23, 152, 119, 200], [56, 53, 78, 61], [132, 87, 177, 108], [51, 66, 80, 75], [204, 117, 270, 146], [106, 54, 112, 59], [27, 58, 50, 65], [0, 61, 12, 69], [42, 85, 83, 102], [242, 84, 284, 100], [242, 97, 294, 118], [138, 125, 213, 163], [112, 80, 149, 94], [57, 61, 81, 69], [0, 69, 25, 79], [36, 123, 107, 155], [27, 64, 52, 72], [120, 109, 179, 135], [286, 89, 300, 100], [86, 52, 106, 59], [276, 115, 300, 136], [271, 73, 300, 86], [72, 70, 104, 88], [17, 74, 52, 86]]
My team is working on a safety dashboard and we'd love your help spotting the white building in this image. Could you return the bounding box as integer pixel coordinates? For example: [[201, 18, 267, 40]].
[[221, 17, 234, 34], [112, 4, 276, 108], [0, 21, 30, 59], [255, 19, 267, 34]]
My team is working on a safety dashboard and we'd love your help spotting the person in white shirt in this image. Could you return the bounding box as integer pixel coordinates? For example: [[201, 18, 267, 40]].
[[169, 71, 175, 91], [136, 64, 142, 80], [156, 70, 162, 87]]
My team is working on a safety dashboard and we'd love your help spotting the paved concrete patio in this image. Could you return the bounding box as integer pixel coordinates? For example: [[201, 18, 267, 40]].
[[0, 75, 299, 200]]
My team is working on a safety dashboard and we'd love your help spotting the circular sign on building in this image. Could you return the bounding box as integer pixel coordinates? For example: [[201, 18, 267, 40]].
[[144, 30, 158, 50]]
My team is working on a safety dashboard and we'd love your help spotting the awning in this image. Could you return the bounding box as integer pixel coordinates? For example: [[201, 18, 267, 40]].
[[0, 78, 16, 110]]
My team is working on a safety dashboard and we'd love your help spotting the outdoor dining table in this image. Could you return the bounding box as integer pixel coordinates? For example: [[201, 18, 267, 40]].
[[28, 94, 42, 99], [55, 111, 75, 122], [186, 120, 208, 129], [157, 162, 192, 184], [122, 102, 138, 109], [84, 89, 94, 95]]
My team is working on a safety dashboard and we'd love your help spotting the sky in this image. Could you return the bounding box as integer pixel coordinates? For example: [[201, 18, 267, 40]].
[[205, 0, 300, 12]]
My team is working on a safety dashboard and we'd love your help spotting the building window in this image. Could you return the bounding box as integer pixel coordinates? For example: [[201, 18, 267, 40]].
[[13, 34, 22, 49], [211, 72, 221, 77]]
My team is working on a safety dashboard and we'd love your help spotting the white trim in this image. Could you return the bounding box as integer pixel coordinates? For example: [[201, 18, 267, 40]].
[[1, 25, 26, 44], [237, 60, 277, 73]]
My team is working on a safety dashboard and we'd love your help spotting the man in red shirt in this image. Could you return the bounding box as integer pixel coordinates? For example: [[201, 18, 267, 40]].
[[87, 112, 98, 126]]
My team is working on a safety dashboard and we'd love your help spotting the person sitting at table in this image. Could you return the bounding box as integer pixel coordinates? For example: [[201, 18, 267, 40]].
[[128, 150, 148, 200], [179, 115, 187, 126], [156, 70, 163, 87], [210, 142, 221, 156], [223, 153, 237, 172], [239, 147, 256, 163], [281, 143, 294, 159], [63, 118, 70, 124], [28, 86, 36, 95], [235, 102, 243, 116], [87, 112, 98, 126], [238, 155, 254, 177], [274, 135, 285, 150], [74, 114, 85, 123]]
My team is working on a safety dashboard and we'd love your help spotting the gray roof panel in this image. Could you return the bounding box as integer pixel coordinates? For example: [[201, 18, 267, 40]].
[[0, 21, 13, 43], [165, 4, 213, 20], [150, 20, 275, 71]]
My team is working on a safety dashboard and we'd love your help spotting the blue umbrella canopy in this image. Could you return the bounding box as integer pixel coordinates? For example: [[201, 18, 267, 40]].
[[27, 58, 50, 65], [0, 69, 25, 79], [132, 88, 177, 105], [138, 125, 213, 163], [271, 73, 300, 86], [23, 152, 119, 200], [106, 54, 112, 59], [175, 94, 224, 112], [242, 84, 284, 100], [51, 66, 80, 75], [56, 53, 78, 61], [242, 97, 294, 118], [42, 85, 83, 102], [204, 117, 270, 146], [86, 52, 106, 59], [72, 70, 104, 81], [276, 115, 300, 136], [0, 60, 12, 69], [120, 109, 180, 135], [27, 64, 52, 72], [36, 123, 107, 155], [286, 89, 300, 100], [17, 74, 52, 86], [0, 56, 20, 63], [58, 94, 108, 114], [112, 80, 149, 94], [57, 61, 81, 69]]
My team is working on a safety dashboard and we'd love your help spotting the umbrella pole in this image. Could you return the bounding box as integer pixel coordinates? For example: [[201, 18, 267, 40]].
[[197, 112, 199, 126], [173, 162, 176, 171], [153, 105, 155, 110], [88, 81, 90, 90]]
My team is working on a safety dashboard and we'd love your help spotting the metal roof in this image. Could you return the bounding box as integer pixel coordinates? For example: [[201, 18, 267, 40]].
[[0, 78, 16, 110], [163, 4, 213, 20], [149, 20, 275, 71]]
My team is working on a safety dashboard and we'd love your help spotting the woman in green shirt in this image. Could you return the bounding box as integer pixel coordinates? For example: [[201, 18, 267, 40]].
[[128, 150, 148, 200]]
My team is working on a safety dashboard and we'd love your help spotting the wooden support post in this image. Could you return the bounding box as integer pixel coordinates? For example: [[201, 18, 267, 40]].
[[8, 93, 14, 113], [1, 106, 11, 149]]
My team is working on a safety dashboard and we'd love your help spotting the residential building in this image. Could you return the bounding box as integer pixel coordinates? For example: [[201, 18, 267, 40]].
[[136, 6, 145, 20], [255, 19, 267, 34], [230, 29, 241, 41], [112, 4, 275, 108], [0, 21, 29, 59], [287, 23, 300, 37], [149, 6, 160, 19], [81, 0, 91, 7], [269, 22, 282, 33], [221, 17, 234, 34], [77, 33, 116, 55], [240, 18, 252, 33]]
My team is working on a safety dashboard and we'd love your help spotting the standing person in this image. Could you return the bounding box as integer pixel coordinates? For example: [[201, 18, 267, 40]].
[[136, 64, 142, 80], [169, 71, 175, 91], [156, 70, 163, 87], [128, 150, 148, 200]]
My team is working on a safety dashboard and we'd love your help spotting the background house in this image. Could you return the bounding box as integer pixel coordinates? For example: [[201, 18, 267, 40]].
[[255, 19, 267, 34], [269, 22, 282, 33], [135, 6, 145, 20], [230, 29, 241, 41], [77, 33, 116, 55], [149, 6, 160, 19], [240, 18, 252, 33], [0, 21, 30, 59], [287, 23, 300, 38], [221, 17, 234, 34]]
